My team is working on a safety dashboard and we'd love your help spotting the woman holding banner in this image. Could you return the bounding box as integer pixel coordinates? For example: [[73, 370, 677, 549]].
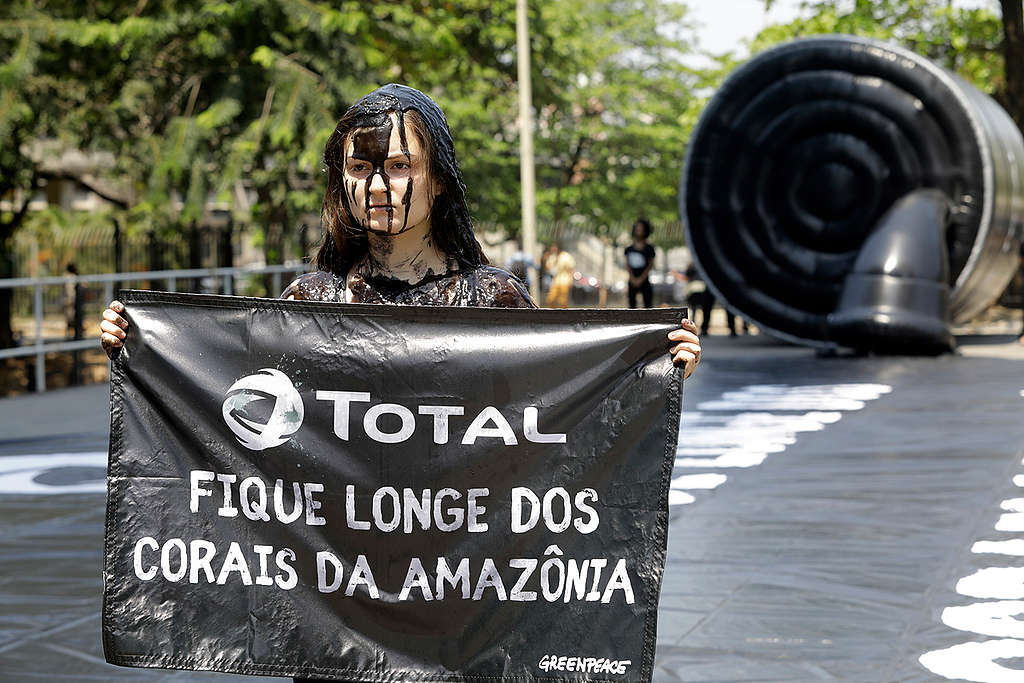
[[101, 84, 701, 377], [99, 83, 701, 682]]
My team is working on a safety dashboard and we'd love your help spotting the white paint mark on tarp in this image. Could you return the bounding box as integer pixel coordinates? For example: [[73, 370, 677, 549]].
[[920, 392, 1024, 680], [0, 452, 107, 495], [995, 513, 1024, 532], [695, 383, 891, 412], [920, 639, 1024, 683], [670, 474, 727, 491], [675, 452, 769, 469], [668, 490, 695, 506], [956, 568, 1024, 600], [942, 601, 1024, 639], [670, 384, 890, 506], [972, 539, 1024, 556]]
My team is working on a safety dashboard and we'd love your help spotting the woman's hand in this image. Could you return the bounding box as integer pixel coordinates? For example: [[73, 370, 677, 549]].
[[99, 300, 129, 360], [668, 318, 701, 379]]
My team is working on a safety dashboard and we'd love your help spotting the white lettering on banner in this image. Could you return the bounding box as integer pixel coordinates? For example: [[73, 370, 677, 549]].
[[240, 477, 270, 522], [918, 391, 1024, 681], [366, 549, 635, 604], [472, 558, 507, 600], [133, 537, 159, 580], [400, 558, 434, 601], [160, 471, 628, 603], [317, 552, 379, 597], [417, 405, 464, 444], [134, 535, 298, 589], [509, 558, 538, 601], [669, 384, 892, 506], [216, 541, 253, 585], [315, 391, 371, 441], [190, 470, 214, 512], [342, 484, 492, 533], [190, 470, 327, 525], [510, 487, 600, 534], [216, 473, 239, 517], [190, 539, 216, 583], [310, 548, 634, 603], [462, 407, 518, 446], [523, 406, 567, 444], [537, 654, 632, 675], [363, 403, 416, 444], [436, 558, 472, 599], [314, 391, 563, 446]]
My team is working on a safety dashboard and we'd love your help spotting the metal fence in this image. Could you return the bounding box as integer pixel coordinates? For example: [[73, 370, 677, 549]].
[[0, 263, 311, 393]]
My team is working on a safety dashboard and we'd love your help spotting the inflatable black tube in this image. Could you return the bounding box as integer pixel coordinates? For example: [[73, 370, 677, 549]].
[[681, 35, 1024, 348]]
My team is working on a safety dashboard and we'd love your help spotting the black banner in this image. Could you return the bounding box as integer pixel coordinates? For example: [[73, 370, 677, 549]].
[[102, 291, 684, 681]]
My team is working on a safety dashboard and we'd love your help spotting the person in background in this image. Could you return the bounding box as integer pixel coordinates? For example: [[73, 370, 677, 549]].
[[684, 263, 714, 335], [545, 246, 575, 308], [726, 310, 748, 337], [505, 240, 536, 291], [541, 242, 560, 293], [625, 218, 655, 309]]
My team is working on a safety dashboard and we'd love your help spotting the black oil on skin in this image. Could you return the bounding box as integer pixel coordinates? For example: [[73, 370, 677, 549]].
[[347, 112, 418, 236], [316, 84, 490, 286]]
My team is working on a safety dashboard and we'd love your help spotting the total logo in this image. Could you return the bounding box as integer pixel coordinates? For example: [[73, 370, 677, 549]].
[[221, 368, 304, 451], [221, 367, 566, 452]]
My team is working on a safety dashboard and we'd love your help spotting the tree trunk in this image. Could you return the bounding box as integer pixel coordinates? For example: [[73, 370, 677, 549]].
[[0, 190, 35, 348], [0, 249, 13, 349], [147, 230, 162, 290], [188, 220, 201, 292], [552, 136, 587, 226], [218, 218, 233, 294], [113, 217, 124, 273], [1001, 0, 1024, 131], [263, 208, 286, 297]]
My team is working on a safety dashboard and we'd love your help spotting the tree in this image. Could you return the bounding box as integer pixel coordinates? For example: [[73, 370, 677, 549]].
[[1, 0, 707, 345], [756, 1, 1023, 129], [1000, 0, 1024, 129]]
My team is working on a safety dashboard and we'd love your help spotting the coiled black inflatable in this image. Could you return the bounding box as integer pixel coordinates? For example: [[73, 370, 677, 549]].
[[681, 35, 1024, 349]]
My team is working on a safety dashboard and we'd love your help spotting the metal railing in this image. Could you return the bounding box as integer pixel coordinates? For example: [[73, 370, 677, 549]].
[[0, 263, 310, 393]]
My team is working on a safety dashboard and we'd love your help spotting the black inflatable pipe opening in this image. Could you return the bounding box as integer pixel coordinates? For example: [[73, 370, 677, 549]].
[[681, 35, 1024, 350]]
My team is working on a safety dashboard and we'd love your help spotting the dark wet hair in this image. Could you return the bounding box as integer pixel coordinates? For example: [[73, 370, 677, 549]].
[[316, 84, 487, 275], [633, 218, 652, 239]]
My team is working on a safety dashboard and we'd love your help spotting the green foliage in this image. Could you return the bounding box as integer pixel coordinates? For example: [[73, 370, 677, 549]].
[[752, 1, 1005, 96], [1, 0, 708, 258]]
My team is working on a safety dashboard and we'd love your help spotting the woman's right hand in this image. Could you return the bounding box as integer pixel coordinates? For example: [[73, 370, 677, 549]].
[[100, 300, 128, 360]]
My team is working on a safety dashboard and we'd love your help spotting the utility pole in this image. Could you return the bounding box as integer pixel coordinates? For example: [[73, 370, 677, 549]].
[[516, 0, 540, 303]]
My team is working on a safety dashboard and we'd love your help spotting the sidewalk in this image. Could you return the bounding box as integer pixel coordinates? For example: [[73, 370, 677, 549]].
[[2, 304, 1022, 417], [0, 383, 110, 442]]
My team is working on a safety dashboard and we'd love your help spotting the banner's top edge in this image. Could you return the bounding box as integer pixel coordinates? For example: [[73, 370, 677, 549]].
[[117, 289, 688, 325]]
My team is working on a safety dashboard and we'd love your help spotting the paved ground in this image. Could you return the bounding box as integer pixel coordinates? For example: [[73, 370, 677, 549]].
[[2, 331, 1024, 681]]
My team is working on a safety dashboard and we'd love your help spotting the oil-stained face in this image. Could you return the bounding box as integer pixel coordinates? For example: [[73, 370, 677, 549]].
[[343, 112, 435, 236]]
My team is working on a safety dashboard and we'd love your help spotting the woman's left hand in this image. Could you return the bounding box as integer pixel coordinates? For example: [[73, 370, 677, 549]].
[[668, 318, 701, 379]]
